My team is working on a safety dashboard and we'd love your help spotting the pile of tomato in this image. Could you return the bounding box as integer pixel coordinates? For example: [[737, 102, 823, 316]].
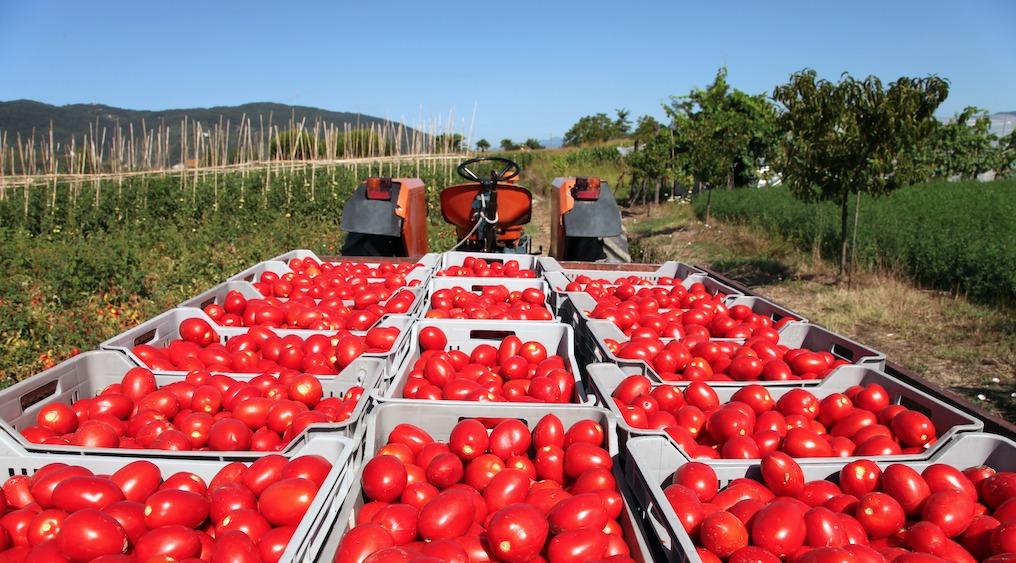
[[127, 316, 401, 375], [608, 376, 940, 460], [664, 451, 1016, 563], [435, 257, 537, 278], [396, 326, 578, 403], [0, 453, 332, 561], [423, 285, 554, 321], [17, 363, 366, 453], [336, 413, 633, 563]]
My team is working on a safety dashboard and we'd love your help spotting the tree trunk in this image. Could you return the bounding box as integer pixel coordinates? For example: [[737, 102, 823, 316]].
[[705, 186, 713, 225], [727, 167, 734, 190], [848, 191, 862, 290], [839, 194, 849, 280]]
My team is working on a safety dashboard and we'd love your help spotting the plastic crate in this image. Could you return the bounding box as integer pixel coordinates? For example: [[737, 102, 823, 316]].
[[313, 456, 663, 563], [228, 259, 433, 288], [376, 319, 591, 405], [584, 318, 885, 383], [722, 294, 809, 325], [435, 251, 541, 274], [99, 308, 414, 379], [0, 427, 354, 563], [179, 280, 426, 319], [0, 350, 383, 459], [587, 362, 983, 466], [626, 432, 1016, 563], [543, 261, 707, 310], [272, 249, 442, 272], [419, 276, 555, 321]]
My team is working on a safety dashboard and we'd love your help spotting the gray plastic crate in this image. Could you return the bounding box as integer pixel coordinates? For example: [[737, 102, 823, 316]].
[[272, 249, 441, 272], [543, 261, 707, 311], [0, 426, 354, 563], [376, 319, 591, 405], [419, 276, 555, 321], [587, 362, 983, 466], [626, 432, 1016, 563], [435, 250, 541, 275], [584, 317, 885, 383], [0, 350, 382, 458], [99, 308, 414, 380], [722, 294, 809, 325], [179, 280, 425, 319], [313, 456, 662, 563]]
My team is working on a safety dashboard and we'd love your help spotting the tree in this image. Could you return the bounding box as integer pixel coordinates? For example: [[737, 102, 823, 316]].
[[500, 138, 519, 151], [562, 109, 632, 147], [476, 139, 491, 153], [772, 69, 949, 279], [523, 138, 544, 150], [665, 67, 779, 191], [921, 107, 999, 180]]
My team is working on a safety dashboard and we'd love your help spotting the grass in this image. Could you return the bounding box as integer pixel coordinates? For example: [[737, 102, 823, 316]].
[[624, 199, 1016, 420]]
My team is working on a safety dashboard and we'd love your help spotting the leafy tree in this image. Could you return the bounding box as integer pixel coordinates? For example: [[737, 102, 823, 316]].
[[921, 107, 999, 180], [270, 129, 315, 160], [632, 115, 661, 150], [665, 67, 779, 191], [500, 138, 519, 151], [523, 138, 544, 150], [563, 109, 632, 147], [476, 139, 491, 153], [772, 70, 949, 278], [997, 129, 1016, 179]]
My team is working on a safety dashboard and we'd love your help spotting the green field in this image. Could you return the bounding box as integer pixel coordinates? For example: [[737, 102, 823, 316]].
[[692, 180, 1016, 306]]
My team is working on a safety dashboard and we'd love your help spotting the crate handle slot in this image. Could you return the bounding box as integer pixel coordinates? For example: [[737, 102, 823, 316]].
[[133, 328, 158, 347], [20, 380, 59, 411], [199, 297, 216, 309], [897, 394, 933, 417], [831, 342, 856, 362], [467, 330, 518, 340], [468, 417, 529, 429], [242, 273, 255, 283]]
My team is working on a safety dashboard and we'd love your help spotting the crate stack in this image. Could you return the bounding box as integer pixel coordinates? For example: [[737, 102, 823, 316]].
[[0, 249, 1011, 562]]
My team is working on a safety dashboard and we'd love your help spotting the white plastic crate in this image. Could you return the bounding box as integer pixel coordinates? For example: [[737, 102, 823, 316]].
[[418, 276, 555, 321], [626, 432, 1016, 563], [99, 308, 414, 380], [435, 251, 541, 274], [0, 350, 383, 458], [587, 362, 983, 466], [0, 427, 354, 563], [375, 319, 591, 405]]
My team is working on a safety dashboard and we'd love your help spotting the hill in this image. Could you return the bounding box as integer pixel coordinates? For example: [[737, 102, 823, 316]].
[[0, 100, 421, 166]]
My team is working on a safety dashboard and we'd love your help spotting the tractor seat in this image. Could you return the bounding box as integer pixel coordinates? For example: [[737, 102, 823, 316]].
[[440, 183, 533, 231]]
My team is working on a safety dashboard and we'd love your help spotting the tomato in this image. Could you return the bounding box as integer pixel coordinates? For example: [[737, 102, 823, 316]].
[[242, 455, 288, 497], [750, 501, 808, 557], [282, 455, 333, 488], [563, 442, 612, 479], [960, 514, 1001, 561], [547, 493, 610, 534], [143, 488, 209, 529], [980, 472, 1016, 510], [665, 483, 706, 534], [922, 489, 975, 538], [36, 403, 79, 435], [416, 325, 449, 349], [27, 508, 68, 546], [782, 427, 833, 457], [804, 506, 849, 548], [547, 528, 610, 562], [416, 489, 475, 541], [55, 509, 129, 562], [209, 483, 258, 525], [891, 410, 936, 447], [729, 546, 782, 563], [760, 452, 805, 496], [258, 526, 296, 563], [921, 464, 977, 503], [699, 511, 749, 558], [483, 469, 531, 513], [369, 504, 419, 546], [839, 460, 882, 498], [362, 456, 408, 503], [51, 476, 125, 512], [485, 503, 549, 563], [425, 452, 465, 489], [563, 420, 605, 449], [206, 418, 253, 451], [258, 477, 318, 527], [488, 420, 531, 462], [854, 492, 905, 539], [387, 425, 434, 456], [882, 464, 931, 519], [210, 530, 261, 563]]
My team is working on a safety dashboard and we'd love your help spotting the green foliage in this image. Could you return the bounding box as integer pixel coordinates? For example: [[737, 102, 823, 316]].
[[694, 180, 1016, 305], [523, 138, 545, 150], [920, 107, 1004, 180], [500, 138, 519, 151], [563, 109, 632, 147], [666, 68, 780, 190], [476, 139, 491, 152], [433, 133, 463, 153]]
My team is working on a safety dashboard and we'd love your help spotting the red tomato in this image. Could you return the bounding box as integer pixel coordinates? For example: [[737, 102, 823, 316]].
[[751, 501, 808, 557], [416, 489, 475, 541], [51, 476, 125, 512], [143, 489, 209, 529], [211, 530, 261, 563], [485, 503, 549, 563], [854, 492, 905, 539], [361, 456, 408, 503], [109, 460, 162, 504], [760, 452, 805, 496], [838, 460, 882, 498], [259, 477, 319, 527], [699, 511, 749, 558], [55, 509, 129, 562], [882, 464, 931, 519], [922, 489, 975, 538]]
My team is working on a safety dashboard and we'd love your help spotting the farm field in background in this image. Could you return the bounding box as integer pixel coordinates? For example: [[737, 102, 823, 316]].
[[1, 149, 1014, 420]]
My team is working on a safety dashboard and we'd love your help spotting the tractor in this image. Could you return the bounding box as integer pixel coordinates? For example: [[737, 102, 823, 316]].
[[340, 156, 628, 262]]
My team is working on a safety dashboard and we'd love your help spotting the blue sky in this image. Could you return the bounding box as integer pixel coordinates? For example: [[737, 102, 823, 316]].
[[1, 1, 1013, 144]]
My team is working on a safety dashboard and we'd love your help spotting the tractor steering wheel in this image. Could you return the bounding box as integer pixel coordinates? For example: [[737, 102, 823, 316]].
[[456, 157, 521, 184]]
